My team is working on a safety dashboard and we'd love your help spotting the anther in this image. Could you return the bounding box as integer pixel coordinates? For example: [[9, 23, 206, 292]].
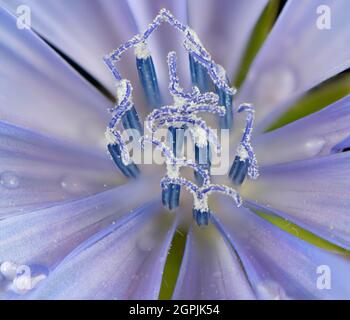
[[192, 208, 211, 226], [162, 127, 185, 211], [189, 53, 211, 92], [121, 105, 143, 135], [229, 155, 249, 186], [194, 143, 211, 185], [104, 9, 258, 227], [107, 143, 140, 178], [135, 42, 162, 109], [162, 183, 181, 211], [215, 67, 233, 130]]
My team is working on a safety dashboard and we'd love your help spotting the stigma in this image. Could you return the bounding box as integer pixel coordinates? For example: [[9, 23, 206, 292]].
[[103, 9, 258, 226]]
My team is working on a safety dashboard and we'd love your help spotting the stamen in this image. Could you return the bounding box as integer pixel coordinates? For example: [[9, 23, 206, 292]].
[[107, 143, 140, 178], [135, 42, 162, 109], [162, 127, 185, 211], [103, 8, 258, 227], [215, 65, 234, 130], [194, 143, 211, 185], [192, 208, 211, 226], [121, 106, 143, 134], [189, 53, 211, 92], [229, 103, 259, 185], [229, 155, 249, 185]]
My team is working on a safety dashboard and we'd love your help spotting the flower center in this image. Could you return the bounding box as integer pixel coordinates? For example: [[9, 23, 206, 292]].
[[103, 9, 259, 226]]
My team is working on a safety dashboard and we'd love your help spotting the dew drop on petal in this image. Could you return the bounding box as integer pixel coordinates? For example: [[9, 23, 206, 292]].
[[254, 65, 297, 107], [256, 280, 290, 300], [137, 232, 157, 252], [60, 175, 86, 195], [303, 136, 326, 157], [0, 171, 20, 189]]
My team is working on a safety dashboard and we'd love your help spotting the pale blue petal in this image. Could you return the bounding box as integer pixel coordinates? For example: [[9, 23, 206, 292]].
[[188, 0, 268, 79], [237, 0, 350, 131], [0, 121, 120, 218], [0, 0, 138, 94], [0, 8, 109, 148], [173, 224, 255, 300], [0, 181, 158, 273], [28, 202, 176, 299], [214, 203, 350, 299], [243, 153, 350, 250], [127, 0, 190, 98], [254, 94, 350, 165]]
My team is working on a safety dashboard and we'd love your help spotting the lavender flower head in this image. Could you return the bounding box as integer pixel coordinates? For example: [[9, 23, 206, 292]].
[[0, 0, 350, 300]]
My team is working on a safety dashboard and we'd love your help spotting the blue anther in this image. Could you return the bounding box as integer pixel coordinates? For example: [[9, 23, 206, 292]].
[[189, 53, 211, 92], [121, 105, 143, 135], [194, 143, 211, 185], [162, 183, 181, 211], [107, 143, 140, 179], [136, 56, 162, 109], [126, 162, 140, 179], [215, 84, 233, 130], [167, 125, 185, 157], [162, 126, 186, 211], [192, 208, 210, 226], [229, 155, 249, 186]]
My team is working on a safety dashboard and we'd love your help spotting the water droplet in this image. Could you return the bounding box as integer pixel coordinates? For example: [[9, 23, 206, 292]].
[[256, 280, 290, 300], [60, 175, 86, 195], [137, 232, 157, 252], [255, 65, 296, 107], [0, 171, 20, 189], [303, 136, 325, 157]]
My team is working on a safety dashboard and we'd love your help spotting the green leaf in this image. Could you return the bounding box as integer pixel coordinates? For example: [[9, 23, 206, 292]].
[[267, 72, 350, 132], [234, 0, 281, 88], [158, 227, 187, 300], [254, 210, 350, 255]]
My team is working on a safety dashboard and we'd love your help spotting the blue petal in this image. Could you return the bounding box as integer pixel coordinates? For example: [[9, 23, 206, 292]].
[[0, 121, 122, 218], [215, 203, 350, 299], [27, 202, 176, 299], [0, 180, 160, 298], [173, 224, 255, 300], [253, 94, 350, 165], [243, 152, 350, 250], [188, 0, 268, 80], [0, 8, 109, 148], [0, 0, 138, 94], [237, 0, 350, 131]]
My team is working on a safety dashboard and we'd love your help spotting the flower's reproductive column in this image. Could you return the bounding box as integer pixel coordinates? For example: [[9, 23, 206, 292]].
[[103, 9, 259, 226]]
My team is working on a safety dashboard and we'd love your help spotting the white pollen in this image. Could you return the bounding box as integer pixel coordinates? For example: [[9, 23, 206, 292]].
[[105, 129, 117, 145], [166, 164, 180, 179], [134, 41, 151, 59], [237, 146, 249, 160], [184, 28, 208, 56], [192, 127, 208, 148], [216, 64, 227, 81], [116, 79, 128, 102], [193, 196, 209, 212], [173, 95, 187, 108]]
